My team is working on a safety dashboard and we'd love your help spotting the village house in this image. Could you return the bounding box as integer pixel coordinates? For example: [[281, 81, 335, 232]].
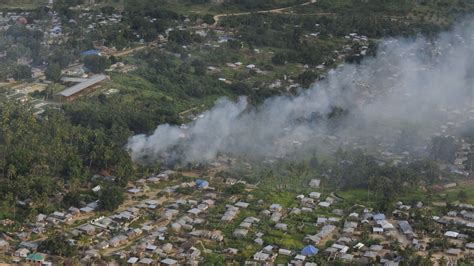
[[56, 74, 109, 102], [398, 220, 416, 239], [15, 248, 30, 258], [233, 229, 249, 238], [309, 192, 321, 199], [79, 224, 97, 236], [305, 225, 336, 244], [309, 179, 321, 188], [253, 251, 270, 262], [447, 248, 462, 257], [26, 253, 46, 265], [445, 231, 460, 238], [161, 258, 178, 265]]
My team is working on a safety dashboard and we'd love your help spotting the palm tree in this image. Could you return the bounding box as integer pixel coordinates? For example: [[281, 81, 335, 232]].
[[77, 235, 92, 253]]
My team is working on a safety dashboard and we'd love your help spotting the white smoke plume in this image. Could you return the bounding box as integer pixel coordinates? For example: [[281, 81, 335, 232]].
[[127, 20, 474, 165]]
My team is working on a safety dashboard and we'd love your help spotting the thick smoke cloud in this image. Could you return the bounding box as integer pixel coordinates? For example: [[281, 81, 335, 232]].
[[127, 20, 474, 164]]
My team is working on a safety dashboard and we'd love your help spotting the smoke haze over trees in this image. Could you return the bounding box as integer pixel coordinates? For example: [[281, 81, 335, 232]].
[[127, 19, 474, 165]]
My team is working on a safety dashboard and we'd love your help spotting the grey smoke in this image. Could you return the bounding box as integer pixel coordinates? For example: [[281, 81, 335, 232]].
[[127, 20, 474, 164]]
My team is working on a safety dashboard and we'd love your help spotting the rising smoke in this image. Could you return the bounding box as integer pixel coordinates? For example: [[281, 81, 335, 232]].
[[127, 20, 474, 165]]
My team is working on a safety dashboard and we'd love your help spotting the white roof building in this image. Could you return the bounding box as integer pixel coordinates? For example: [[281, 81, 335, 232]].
[[445, 231, 459, 238], [377, 220, 395, 230], [57, 74, 108, 99], [373, 227, 384, 233], [279, 248, 292, 256], [253, 252, 270, 261], [161, 258, 178, 265], [318, 202, 331, 208], [235, 202, 250, 208], [127, 257, 139, 264], [309, 179, 321, 188]]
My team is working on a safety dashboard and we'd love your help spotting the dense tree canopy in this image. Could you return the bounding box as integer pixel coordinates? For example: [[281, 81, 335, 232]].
[[45, 63, 62, 82], [98, 186, 124, 211], [0, 102, 135, 219], [83, 55, 111, 74], [430, 136, 457, 163], [39, 233, 77, 257]]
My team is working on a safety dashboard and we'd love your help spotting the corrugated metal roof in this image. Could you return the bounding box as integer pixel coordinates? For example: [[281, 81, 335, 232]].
[[60, 76, 89, 83], [80, 50, 101, 56], [57, 74, 108, 97]]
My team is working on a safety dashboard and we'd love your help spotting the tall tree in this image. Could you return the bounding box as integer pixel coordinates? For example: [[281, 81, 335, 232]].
[[45, 63, 62, 82], [98, 186, 124, 211], [83, 55, 110, 74]]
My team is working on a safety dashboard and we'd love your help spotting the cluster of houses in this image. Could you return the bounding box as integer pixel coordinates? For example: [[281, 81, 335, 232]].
[[257, 205, 424, 264], [77, 11, 122, 34], [219, 175, 467, 265], [437, 106, 474, 177], [0, 3, 137, 104], [0, 197, 104, 263], [102, 174, 249, 264], [252, 244, 318, 265], [1, 154, 474, 265], [0, 169, 209, 264], [0, 2, 473, 265], [0, 11, 35, 31], [430, 203, 474, 259], [0, 12, 18, 30], [454, 140, 472, 175]]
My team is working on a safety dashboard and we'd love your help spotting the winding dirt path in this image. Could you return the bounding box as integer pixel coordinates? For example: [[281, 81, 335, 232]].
[[212, 0, 317, 26]]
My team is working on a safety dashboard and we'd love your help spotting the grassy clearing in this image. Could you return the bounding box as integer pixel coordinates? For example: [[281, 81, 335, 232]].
[[252, 189, 298, 207], [336, 188, 373, 206], [337, 184, 474, 208], [267, 191, 298, 207], [263, 229, 305, 249], [438, 186, 474, 205], [397, 189, 428, 204], [107, 72, 223, 114], [337, 187, 428, 207], [49, 83, 66, 94], [291, 0, 413, 15], [0, 0, 47, 9]]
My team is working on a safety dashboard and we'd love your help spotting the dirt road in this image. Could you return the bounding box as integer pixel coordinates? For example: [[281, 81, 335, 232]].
[[112, 39, 167, 57], [212, 0, 316, 26]]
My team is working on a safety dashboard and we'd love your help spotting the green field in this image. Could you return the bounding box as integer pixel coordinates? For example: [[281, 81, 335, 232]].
[[0, 0, 47, 9], [437, 186, 474, 205], [336, 188, 373, 205], [126, 0, 308, 15], [336, 184, 474, 208]]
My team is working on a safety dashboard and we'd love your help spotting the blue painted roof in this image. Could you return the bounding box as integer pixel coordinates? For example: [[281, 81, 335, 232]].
[[301, 245, 319, 256], [80, 50, 101, 56], [374, 213, 386, 220], [195, 179, 209, 188]]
